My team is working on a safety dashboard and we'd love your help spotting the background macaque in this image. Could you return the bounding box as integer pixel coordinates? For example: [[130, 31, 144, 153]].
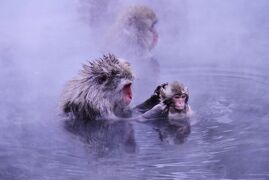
[[107, 5, 159, 57], [104, 5, 160, 103]]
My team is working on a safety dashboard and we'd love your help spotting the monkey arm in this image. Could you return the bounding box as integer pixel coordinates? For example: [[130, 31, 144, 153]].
[[133, 94, 160, 114], [135, 103, 168, 122], [133, 83, 168, 114]]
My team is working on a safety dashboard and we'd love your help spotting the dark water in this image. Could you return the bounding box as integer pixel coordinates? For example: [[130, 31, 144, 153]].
[[1, 65, 269, 180]]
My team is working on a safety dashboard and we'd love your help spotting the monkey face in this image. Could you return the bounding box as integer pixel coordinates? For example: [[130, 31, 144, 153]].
[[99, 75, 133, 107], [172, 94, 187, 110], [161, 81, 189, 111], [148, 20, 158, 50], [114, 5, 159, 53], [142, 18, 158, 50], [122, 82, 132, 105]]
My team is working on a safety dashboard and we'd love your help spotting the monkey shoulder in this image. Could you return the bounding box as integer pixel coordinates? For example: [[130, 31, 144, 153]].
[[133, 94, 160, 113]]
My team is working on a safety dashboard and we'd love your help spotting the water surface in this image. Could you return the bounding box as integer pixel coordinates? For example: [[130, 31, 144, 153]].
[[1, 65, 269, 180], [1, 0, 269, 179]]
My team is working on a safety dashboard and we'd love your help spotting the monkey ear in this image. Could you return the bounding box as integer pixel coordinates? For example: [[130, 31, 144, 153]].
[[181, 86, 189, 103], [152, 20, 158, 27]]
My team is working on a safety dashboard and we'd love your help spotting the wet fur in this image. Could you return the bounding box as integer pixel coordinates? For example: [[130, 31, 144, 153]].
[[108, 5, 158, 56], [60, 54, 133, 120]]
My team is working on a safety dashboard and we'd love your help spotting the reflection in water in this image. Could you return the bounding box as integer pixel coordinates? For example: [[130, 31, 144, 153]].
[[145, 117, 191, 145], [64, 118, 137, 156]]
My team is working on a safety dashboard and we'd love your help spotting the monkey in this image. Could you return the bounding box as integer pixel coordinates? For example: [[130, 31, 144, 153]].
[[103, 5, 160, 103], [60, 54, 134, 121], [60, 54, 137, 154], [161, 81, 191, 118], [134, 81, 192, 143], [60, 55, 190, 147], [59, 54, 171, 122], [106, 5, 159, 56], [134, 81, 191, 117], [159, 81, 192, 142]]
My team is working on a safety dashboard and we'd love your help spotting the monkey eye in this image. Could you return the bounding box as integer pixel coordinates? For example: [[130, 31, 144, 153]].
[[151, 20, 158, 28], [174, 94, 187, 99], [181, 94, 187, 99], [97, 75, 107, 84]]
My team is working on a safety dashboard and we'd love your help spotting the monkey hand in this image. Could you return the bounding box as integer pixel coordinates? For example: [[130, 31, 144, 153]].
[[162, 98, 173, 107], [154, 83, 168, 97]]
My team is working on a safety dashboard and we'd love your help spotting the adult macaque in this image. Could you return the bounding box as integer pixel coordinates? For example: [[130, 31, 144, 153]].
[[104, 5, 160, 103], [60, 54, 136, 153], [107, 5, 159, 56], [60, 54, 134, 121]]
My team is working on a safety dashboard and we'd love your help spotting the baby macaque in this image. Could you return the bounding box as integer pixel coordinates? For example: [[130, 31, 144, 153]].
[[135, 81, 192, 142], [135, 81, 191, 119], [160, 81, 191, 119]]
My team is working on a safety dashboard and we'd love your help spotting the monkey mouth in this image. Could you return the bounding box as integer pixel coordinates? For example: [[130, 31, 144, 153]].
[[175, 101, 185, 110], [123, 83, 132, 105]]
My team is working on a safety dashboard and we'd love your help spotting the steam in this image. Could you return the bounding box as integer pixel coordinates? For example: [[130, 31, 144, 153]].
[[0, 1, 269, 179], [1, 0, 268, 103]]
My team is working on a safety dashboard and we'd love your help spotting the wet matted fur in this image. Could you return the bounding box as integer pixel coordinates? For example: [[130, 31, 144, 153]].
[[60, 54, 134, 120]]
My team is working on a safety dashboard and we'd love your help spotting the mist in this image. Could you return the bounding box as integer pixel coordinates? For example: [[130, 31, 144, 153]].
[[0, 0, 269, 179], [1, 0, 268, 96]]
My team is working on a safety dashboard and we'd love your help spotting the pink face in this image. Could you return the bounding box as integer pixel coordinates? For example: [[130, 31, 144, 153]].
[[122, 83, 132, 105], [149, 24, 159, 50], [151, 29, 158, 49], [172, 94, 187, 110]]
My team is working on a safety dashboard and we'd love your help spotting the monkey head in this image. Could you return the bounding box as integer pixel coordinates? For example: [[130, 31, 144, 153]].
[[60, 54, 134, 120], [160, 81, 189, 112], [118, 5, 159, 50]]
